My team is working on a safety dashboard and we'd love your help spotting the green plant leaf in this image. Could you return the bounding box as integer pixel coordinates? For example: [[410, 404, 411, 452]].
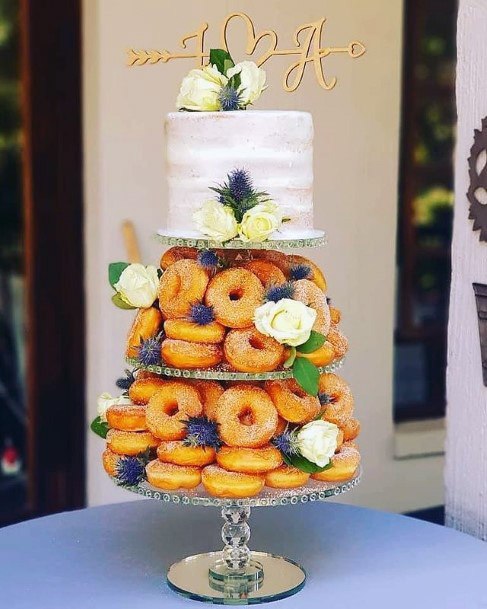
[[283, 347, 297, 368], [111, 293, 136, 310], [293, 357, 319, 395], [108, 262, 130, 288], [90, 416, 109, 439], [209, 49, 233, 74], [282, 452, 333, 474], [296, 331, 327, 354]]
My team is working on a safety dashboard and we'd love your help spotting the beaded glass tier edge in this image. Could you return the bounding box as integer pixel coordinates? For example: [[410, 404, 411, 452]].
[[125, 357, 345, 380], [113, 469, 361, 508], [154, 231, 326, 250]]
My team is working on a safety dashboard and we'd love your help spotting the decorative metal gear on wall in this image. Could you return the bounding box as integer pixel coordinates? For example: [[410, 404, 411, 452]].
[[467, 116, 487, 242]]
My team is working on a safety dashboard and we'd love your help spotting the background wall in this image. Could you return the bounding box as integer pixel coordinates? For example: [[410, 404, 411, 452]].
[[84, 0, 444, 510]]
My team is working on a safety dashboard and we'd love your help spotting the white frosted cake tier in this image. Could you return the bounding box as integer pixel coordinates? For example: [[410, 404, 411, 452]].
[[164, 111, 314, 237]]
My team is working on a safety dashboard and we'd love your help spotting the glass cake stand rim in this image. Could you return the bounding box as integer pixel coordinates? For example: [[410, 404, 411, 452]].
[[113, 468, 361, 508], [153, 231, 327, 249]]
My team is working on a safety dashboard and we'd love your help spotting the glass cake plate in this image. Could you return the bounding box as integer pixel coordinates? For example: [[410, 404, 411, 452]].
[[125, 356, 345, 380], [154, 231, 326, 250], [115, 469, 361, 604]]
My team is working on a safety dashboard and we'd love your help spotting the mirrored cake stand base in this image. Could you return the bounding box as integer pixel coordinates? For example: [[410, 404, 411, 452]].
[[118, 470, 361, 605]]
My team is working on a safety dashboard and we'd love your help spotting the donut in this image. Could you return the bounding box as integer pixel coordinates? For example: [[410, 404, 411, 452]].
[[293, 279, 331, 336], [106, 402, 147, 431], [129, 377, 167, 405], [106, 429, 159, 456], [164, 319, 225, 344], [311, 443, 360, 482], [240, 260, 286, 286], [161, 339, 223, 369], [287, 254, 327, 291], [294, 342, 335, 366], [205, 268, 264, 328], [327, 325, 349, 358], [224, 328, 285, 372], [188, 380, 225, 420], [330, 306, 341, 325], [201, 464, 265, 498], [157, 441, 216, 467], [126, 307, 163, 359], [265, 379, 321, 424], [102, 448, 121, 476], [146, 460, 201, 490], [318, 373, 354, 426], [216, 445, 282, 474], [158, 259, 209, 319], [215, 385, 278, 448], [146, 381, 203, 440], [265, 465, 310, 489], [252, 250, 289, 273], [160, 246, 197, 269], [276, 416, 288, 435], [341, 417, 361, 442]]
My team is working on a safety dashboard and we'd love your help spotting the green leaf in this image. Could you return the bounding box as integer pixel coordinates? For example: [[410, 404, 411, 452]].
[[111, 293, 136, 310], [293, 357, 319, 396], [90, 416, 109, 439], [223, 58, 235, 74], [283, 347, 297, 368], [228, 73, 241, 90], [108, 262, 129, 288], [282, 452, 333, 474], [209, 49, 233, 75], [296, 331, 327, 354]]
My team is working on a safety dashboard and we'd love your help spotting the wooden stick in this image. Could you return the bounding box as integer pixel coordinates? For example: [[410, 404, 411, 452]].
[[121, 220, 141, 263]]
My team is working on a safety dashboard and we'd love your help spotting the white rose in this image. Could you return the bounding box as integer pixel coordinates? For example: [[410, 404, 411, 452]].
[[254, 298, 316, 346], [193, 200, 239, 241], [239, 201, 282, 242], [97, 393, 132, 423], [114, 264, 159, 308], [176, 64, 228, 112], [227, 61, 267, 106], [296, 420, 339, 468]]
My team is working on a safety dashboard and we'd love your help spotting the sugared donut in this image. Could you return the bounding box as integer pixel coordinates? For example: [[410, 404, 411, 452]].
[[311, 443, 360, 482], [205, 268, 264, 328], [164, 319, 226, 344], [341, 417, 361, 442], [146, 460, 201, 490], [161, 339, 223, 369], [102, 448, 121, 476], [287, 254, 327, 291], [188, 380, 224, 420], [126, 307, 163, 359], [330, 306, 341, 325], [202, 465, 265, 498], [224, 328, 285, 372], [215, 385, 278, 448], [265, 378, 321, 424], [265, 465, 310, 489], [293, 279, 331, 336], [129, 377, 167, 405], [106, 402, 147, 431], [216, 445, 282, 474], [327, 325, 349, 358], [241, 260, 286, 286], [252, 250, 289, 273], [106, 429, 159, 456], [146, 381, 203, 440], [318, 373, 354, 426], [294, 343, 335, 367], [160, 246, 197, 269], [158, 259, 209, 319], [276, 416, 288, 435], [157, 441, 215, 467]]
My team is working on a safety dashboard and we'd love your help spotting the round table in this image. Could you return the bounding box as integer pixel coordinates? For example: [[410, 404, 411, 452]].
[[1, 500, 487, 608]]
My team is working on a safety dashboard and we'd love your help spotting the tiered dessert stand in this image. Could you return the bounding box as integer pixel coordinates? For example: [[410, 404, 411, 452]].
[[116, 232, 361, 605]]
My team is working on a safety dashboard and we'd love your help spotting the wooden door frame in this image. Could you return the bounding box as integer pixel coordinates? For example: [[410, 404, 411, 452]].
[[20, 0, 85, 516]]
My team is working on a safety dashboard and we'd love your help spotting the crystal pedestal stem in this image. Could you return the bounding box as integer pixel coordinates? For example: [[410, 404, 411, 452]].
[[221, 506, 251, 572]]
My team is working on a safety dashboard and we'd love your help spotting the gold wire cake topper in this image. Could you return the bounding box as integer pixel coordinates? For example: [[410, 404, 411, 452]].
[[127, 12, 365, 92]]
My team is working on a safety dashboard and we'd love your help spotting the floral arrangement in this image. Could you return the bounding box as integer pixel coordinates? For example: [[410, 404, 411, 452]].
[[177, 49, 266, 112], [193, 168, 288, 242], [109, 262, 160, 310]]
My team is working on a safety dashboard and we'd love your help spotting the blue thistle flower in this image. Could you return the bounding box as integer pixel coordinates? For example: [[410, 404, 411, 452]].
[[289, 264, 312, 281], [272, 430, 300, 456], [265, 282, 296, 303], [115, 456, 145, 486], [197, 249, 219, 270], [218, 85, 242, 111], [318, 392, 336, 406], [189, 303, 215, 326], [137, 333, 163, 366], [228, 168, 253, 203], [116, 369, 136, 393], [183, 416, 222, 450]]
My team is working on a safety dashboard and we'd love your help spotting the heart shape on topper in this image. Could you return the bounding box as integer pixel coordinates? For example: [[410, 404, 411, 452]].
[[220, 12, 278, 66]]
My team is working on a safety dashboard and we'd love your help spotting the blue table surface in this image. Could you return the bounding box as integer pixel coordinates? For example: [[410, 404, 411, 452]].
[[1, 499, 487, 608]]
